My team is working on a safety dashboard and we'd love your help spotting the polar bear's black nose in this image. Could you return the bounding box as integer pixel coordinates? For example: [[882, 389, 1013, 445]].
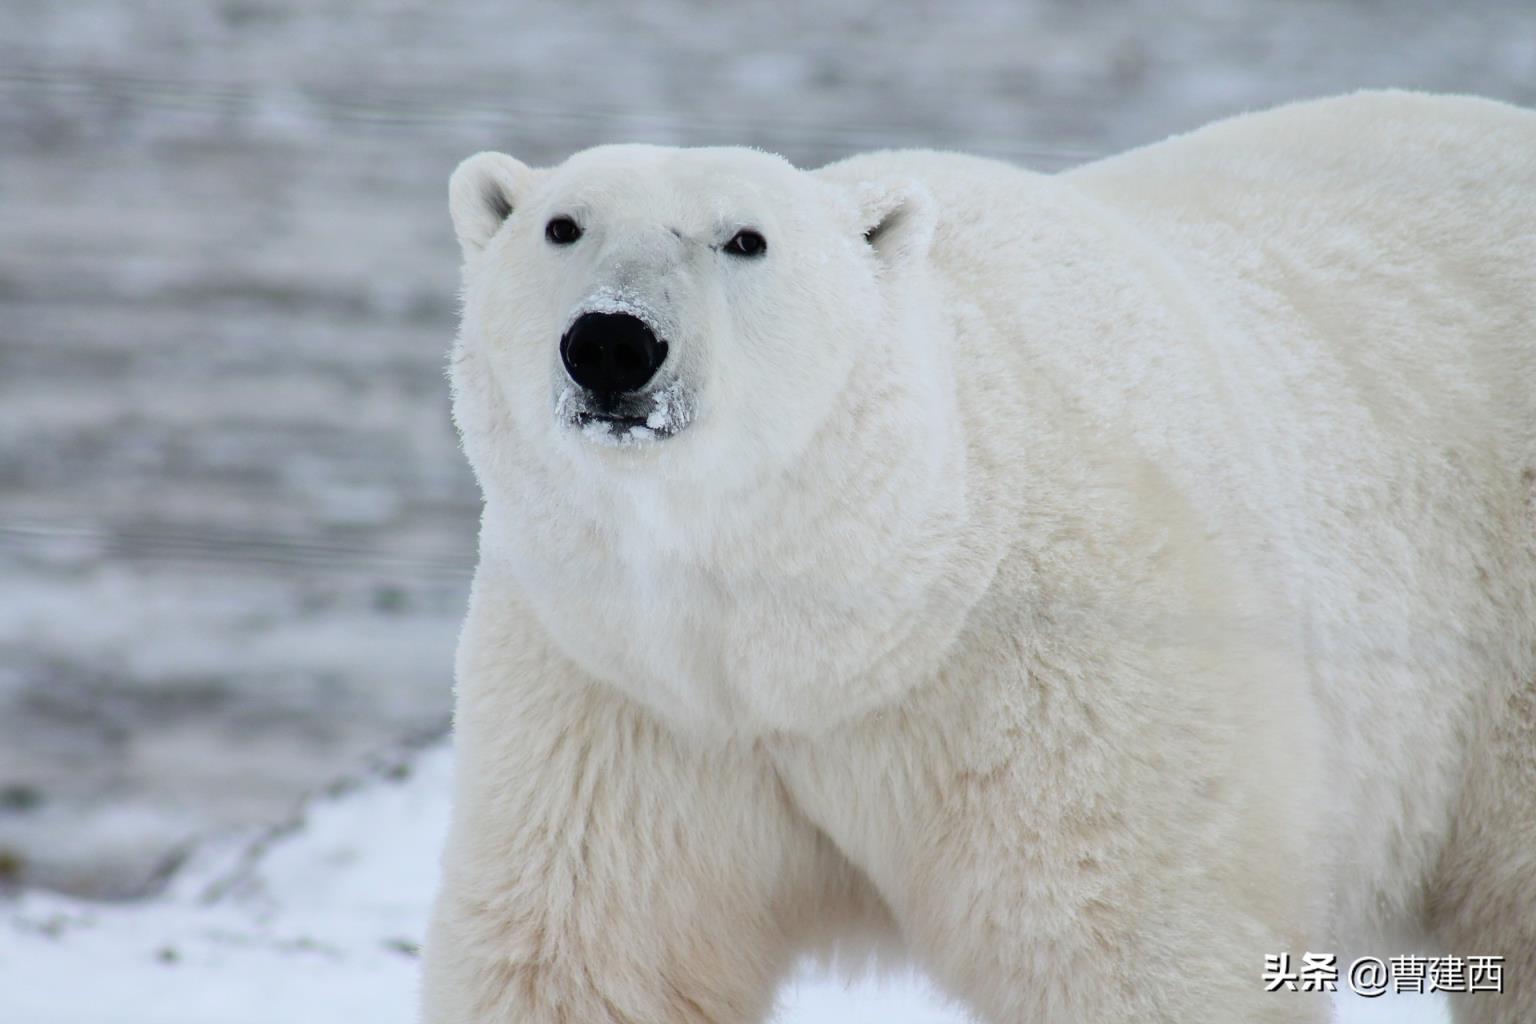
[[560, 312, 668, 395]]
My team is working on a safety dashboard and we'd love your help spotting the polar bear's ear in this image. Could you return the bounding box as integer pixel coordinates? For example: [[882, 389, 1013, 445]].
[[851, 178, 936, 266], [449, 151, 539, 256]]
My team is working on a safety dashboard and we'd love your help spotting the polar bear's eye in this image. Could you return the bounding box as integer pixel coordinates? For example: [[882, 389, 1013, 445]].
[[545, 216, 582, 245], [723, 229, 767, 258]]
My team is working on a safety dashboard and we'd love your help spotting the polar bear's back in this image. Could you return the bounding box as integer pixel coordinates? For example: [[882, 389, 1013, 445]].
[[1065, 90, 1536, 603], [1067, 90, 1536, 471], [828, 92, 1535, 459]]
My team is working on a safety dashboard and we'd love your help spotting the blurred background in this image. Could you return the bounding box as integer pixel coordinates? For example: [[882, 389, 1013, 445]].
[[2, 0, 1534, 908]]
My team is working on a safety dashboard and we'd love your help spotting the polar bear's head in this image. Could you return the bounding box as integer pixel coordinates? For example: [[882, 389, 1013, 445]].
[[448, 145, 964, 731], [449, 145, 940, 499]]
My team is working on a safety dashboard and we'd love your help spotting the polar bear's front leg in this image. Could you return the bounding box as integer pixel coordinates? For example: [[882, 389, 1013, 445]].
[[420, 589, 857, 1024]]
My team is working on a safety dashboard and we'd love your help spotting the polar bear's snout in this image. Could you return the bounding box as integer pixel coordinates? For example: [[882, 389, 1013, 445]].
[[560, 311, 669, 395], [553, 305, 694, 446]]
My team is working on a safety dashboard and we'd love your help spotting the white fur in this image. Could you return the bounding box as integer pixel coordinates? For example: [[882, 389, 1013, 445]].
[[423, 92, 1536, 1023]]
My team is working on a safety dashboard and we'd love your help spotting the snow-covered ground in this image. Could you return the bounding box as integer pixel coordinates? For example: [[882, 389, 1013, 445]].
[[0, 743, 1449, 1023]]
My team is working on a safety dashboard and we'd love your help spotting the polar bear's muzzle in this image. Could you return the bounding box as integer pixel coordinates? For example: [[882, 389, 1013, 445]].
[[554, 311, 694, 446]]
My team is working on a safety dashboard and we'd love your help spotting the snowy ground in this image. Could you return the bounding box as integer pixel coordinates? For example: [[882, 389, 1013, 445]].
[[0, 742, 1450, 1023]]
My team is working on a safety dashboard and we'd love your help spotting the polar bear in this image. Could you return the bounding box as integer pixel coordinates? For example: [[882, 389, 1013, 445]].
[[422, 91, 1536, 1024]]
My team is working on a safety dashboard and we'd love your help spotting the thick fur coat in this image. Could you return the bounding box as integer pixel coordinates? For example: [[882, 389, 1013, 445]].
[[422, 92, 1536, 1023]]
